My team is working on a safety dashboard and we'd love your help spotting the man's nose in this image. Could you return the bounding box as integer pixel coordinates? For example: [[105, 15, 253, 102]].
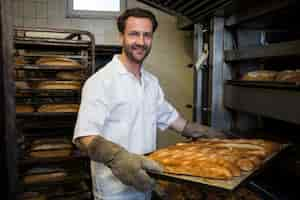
[[136, 35, 145, 46]]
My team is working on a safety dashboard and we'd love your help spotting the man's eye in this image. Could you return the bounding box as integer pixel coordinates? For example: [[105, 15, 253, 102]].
[[129, 32, 139, 36], [144, 33, 153, 38]]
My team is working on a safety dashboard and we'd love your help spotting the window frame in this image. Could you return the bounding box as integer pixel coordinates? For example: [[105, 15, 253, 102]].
[[66, 0, 127, 19]]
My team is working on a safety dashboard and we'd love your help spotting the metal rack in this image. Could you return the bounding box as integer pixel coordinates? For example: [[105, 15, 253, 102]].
[[14, 27, 95, 200]]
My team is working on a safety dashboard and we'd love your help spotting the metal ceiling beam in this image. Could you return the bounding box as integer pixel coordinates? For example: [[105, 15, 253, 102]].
[[169, 0, 186, 9], [176, 0, 200, 13], [137, 0, 194, 30], [137, 0, 177, 16], [138, 0, 232, 27], [191, 0, 231, 22], [183, 0, 212, 16]]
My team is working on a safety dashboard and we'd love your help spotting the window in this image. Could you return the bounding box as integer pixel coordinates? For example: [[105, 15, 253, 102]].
[[66, 0, 126, 18]]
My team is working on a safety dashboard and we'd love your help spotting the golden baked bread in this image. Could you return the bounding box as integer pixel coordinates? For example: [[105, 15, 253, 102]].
[[23, 171, 67, 184], [36, 81, 81, 90], [29, 138, 73, 158], [275, 70, 300, 82], [241, 70, 278, 81], [31, 138, 71, 148], [15, 81, 31, 90], [15, 56, 26, 65], [37, 104, 79, 113], [56, 71, 84, 80], [30, 142, 72, 151], [35, 57, 81, 67], [148, 139, 280, 180], [16, 105, 34, 113], [30, 149, 72, 158], [15, 81, 34, 97]]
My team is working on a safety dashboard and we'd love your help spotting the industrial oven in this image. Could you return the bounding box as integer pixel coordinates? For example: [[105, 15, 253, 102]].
[[138, 0, 299, 199]]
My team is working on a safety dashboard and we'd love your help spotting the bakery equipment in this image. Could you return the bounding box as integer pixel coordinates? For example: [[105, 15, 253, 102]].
[[136, 1, 300, 199], [14, 27, 95, 199]]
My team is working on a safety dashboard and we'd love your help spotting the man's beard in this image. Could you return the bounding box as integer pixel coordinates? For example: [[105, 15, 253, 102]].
[[123, 43, 151, 64]]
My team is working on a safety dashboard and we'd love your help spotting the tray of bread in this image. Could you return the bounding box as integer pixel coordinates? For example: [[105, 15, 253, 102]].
[[241, 69, 300, 82], [147, 138, 288, 190], [227, 80, 300, 89], [15, 56, 86, 70], [16, 104, 80, 118], [227, 69, 300, 89]]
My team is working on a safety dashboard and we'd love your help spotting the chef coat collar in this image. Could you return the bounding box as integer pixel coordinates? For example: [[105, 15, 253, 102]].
[[113, 55, 145, 78]]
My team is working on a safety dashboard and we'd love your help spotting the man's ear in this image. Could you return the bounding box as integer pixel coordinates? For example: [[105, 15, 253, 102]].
[[118, 32, 124, 45]]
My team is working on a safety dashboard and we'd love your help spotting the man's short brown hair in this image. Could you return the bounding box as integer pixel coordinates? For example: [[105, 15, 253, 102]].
[[117, 8, 158, 33]]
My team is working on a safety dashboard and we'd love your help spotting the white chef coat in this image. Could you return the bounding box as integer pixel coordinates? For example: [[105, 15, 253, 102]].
[[73, 55, 179, 199]]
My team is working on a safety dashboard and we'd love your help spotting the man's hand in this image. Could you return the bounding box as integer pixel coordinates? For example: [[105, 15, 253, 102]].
[[182, 122, 227, 139], [107, 150, 163, 192], [169, 116, 227, 139], [76, 135, 163, 192]]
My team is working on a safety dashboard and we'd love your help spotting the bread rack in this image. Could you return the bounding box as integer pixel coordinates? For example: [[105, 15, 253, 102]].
[[14, 27, 94, 200]]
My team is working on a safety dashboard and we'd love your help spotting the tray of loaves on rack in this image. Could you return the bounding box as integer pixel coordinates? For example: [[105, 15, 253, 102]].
[[147, 138, 289, 190]]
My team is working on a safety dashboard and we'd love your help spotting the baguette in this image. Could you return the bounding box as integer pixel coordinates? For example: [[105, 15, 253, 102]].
[[23, 171, 67, 184], [15, 56, 26, 65], [241, 70, 277, 81], [15, 81, 31, 89], [31, 138, 71, 147], [37, 104, 79, 113], [275, 70, 300, 82], [56, 71, 84, 80], [31, 143, 72, 151], [35, 57, 81, 67], [16, 105, 34, 113], [36, 81, 81, 90], [30, 149, 72, 158]]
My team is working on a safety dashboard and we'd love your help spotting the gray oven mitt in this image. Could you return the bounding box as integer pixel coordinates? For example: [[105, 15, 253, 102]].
[[182, 121, 227, 139], [86, 135, 163, 192]]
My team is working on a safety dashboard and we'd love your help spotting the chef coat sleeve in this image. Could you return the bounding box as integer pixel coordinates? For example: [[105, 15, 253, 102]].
[[73, 78, 109, 143], [156, 84, 179, 131]]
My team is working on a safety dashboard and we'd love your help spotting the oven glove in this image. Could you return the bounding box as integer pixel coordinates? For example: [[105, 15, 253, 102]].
[[87, 135, 163, 192], [182, 122, 227, 139]]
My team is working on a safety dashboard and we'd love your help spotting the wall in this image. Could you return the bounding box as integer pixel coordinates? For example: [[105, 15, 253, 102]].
[[13, 0, 194, 147]]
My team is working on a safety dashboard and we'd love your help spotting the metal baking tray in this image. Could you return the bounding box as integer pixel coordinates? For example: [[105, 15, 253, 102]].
[[148, 143, 290, 191], [20, 154, 88, 166], [16, 112, 78, 117], [16, 89, 81, 97], [226, 80, 300, 90], [15, 64, 87, 71]]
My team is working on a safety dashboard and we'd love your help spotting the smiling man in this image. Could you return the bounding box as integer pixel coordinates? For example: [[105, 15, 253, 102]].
[[120, 16, 152, 66], [73, 7, 225, 200]]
